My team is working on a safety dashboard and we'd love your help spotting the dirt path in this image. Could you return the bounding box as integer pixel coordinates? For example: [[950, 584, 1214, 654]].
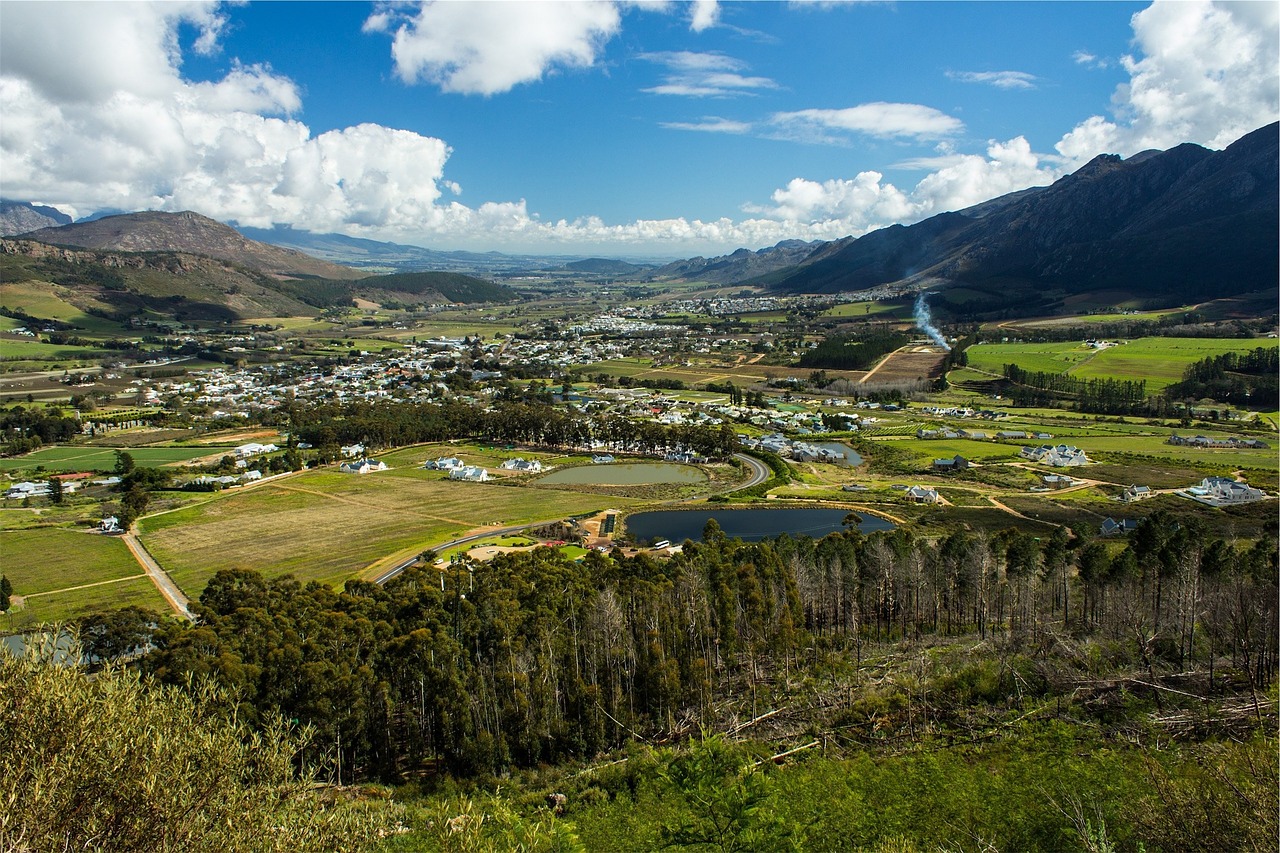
[[23, 573, 148, 597], [859, 346, 913, 384], [121, 531, 194, 621]]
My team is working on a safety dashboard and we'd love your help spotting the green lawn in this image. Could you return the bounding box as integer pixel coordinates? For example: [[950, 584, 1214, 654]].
[[0, 527, 170, 622], [966, 337, 1278, 393], [0, 445, 228, 472]]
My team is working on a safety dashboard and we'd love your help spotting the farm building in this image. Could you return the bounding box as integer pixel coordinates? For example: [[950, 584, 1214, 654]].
[[340, 459, 387, 475], [1180, 477, 1267, 507], [905, 485, 941, 504], [1020, 444, 1090, 467], [449, 466, 490, 482], [501, 458, 544, 473]]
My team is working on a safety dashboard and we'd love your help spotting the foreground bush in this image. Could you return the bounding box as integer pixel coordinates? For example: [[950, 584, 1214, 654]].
[[0, 641, 400, 852]]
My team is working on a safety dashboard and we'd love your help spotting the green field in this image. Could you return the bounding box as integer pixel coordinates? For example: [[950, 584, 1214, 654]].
[[966, 337, 1278, 392], [0, 338, 113, 358], [0, 527, 169, 622], [0, 445, 227, 472], [137, 466, 638, 596], [822, 301, 905, 318]]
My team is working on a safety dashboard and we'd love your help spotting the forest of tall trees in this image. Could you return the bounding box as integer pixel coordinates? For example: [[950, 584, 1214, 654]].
[[125, 511, 1276, 785]]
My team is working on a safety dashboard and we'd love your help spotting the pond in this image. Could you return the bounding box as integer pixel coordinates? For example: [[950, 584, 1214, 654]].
[[625, 507, 894, 545], [539, 462, 707, 486], [811, 441, 863, 467]]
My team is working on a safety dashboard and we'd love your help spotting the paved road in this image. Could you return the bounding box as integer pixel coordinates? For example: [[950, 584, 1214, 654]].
[[122, 531, 195, 621], [732, 452, 771, 490], [373, 523, 542, 585]]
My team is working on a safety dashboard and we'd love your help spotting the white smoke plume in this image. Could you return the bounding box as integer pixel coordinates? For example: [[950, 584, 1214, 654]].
[[914, 293, 951, 351]]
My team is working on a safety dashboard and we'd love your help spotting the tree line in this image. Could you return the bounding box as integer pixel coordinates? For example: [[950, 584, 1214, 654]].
[[122, 510, 1275, 785], [287, 399, 741, 460], [797, 330, 910, 371]]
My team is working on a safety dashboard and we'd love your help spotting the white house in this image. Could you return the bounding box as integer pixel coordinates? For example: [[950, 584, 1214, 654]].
[[449, 465, 490, 482], [501, 458, 543, 473], [1182, 476, 1266, 506], [425, 456, 465, 471], [235, 442, 278, 457], [591, 454, 615, 464], [340, 443, 365, 458], [340, 458, 387, 474], [1020, 444, 1090, 467], [905, 485, 941, 504]]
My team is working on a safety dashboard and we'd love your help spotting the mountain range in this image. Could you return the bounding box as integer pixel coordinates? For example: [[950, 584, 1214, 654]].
[[750, 122, 1279, 313], [4, 123, 1274, 321], [1, 212, 516, 325]]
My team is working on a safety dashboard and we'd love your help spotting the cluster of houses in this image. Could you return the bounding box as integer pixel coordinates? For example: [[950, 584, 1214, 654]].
[[422, 456, 491, 481], [1019, 444, 1091, 467], [739, 433, 848, 464], [191, 470, 265, 486], [3, 472, 105, 500], [1167, 434, 1270, 450], [916, 427, 1051, 441]]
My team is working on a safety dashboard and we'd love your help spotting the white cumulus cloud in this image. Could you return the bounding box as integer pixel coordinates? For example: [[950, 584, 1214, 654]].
[[1057, 0, 1278, 164], [369, 1, 622, 96]]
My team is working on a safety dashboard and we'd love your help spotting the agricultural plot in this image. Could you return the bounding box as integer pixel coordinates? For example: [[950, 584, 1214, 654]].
[[0, 445, 226, 472], [864, 348, 947, 384], [137, 469, 638, 596], [0, 280, 125, 334], [1068, 337, 1279, 392], [821, 301, 904, 319], [965, 341, 1096, 375], [0, 527, 169, 622], [966, 337, 1278, 393]]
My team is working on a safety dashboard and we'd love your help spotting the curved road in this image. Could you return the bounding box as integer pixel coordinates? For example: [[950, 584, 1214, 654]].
[[374, 453, 771, 586]]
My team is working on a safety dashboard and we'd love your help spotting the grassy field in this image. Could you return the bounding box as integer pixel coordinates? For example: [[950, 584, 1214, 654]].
[[0, 281, 126, 335], [0, 527, 170, 622], [137, 466, 639, 596], [966, 337, 1278, 392], [0, 445, 228, 472], [822, 301, 907, 319]]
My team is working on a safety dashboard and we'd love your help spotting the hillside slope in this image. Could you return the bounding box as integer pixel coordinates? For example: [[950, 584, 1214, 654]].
[[21, 211, 368, 281], [764, 123, 1278, 310]]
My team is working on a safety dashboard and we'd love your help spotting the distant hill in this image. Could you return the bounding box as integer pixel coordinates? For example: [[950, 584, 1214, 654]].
[[0, 242, 514, 327], [20, 211, 368, 281], [758, 122, 1278, 315], [562, 258, 649, 275], [645, 239, 825, 285], [345, 271, 515, 305], [235, 225, 587, 275], [0, 200, 72, 236], [0, 239, 323, 323]]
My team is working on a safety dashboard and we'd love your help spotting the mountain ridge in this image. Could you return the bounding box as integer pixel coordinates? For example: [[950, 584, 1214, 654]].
[[19, 211, 369, 281], [760, 123, 1278, 308]]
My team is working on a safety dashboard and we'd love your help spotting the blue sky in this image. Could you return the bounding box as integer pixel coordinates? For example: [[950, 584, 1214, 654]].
[[2, 1, 1276, 257]]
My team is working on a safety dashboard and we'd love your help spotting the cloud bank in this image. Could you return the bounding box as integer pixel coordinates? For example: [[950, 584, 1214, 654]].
[[1, 0, 1275, 256]]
